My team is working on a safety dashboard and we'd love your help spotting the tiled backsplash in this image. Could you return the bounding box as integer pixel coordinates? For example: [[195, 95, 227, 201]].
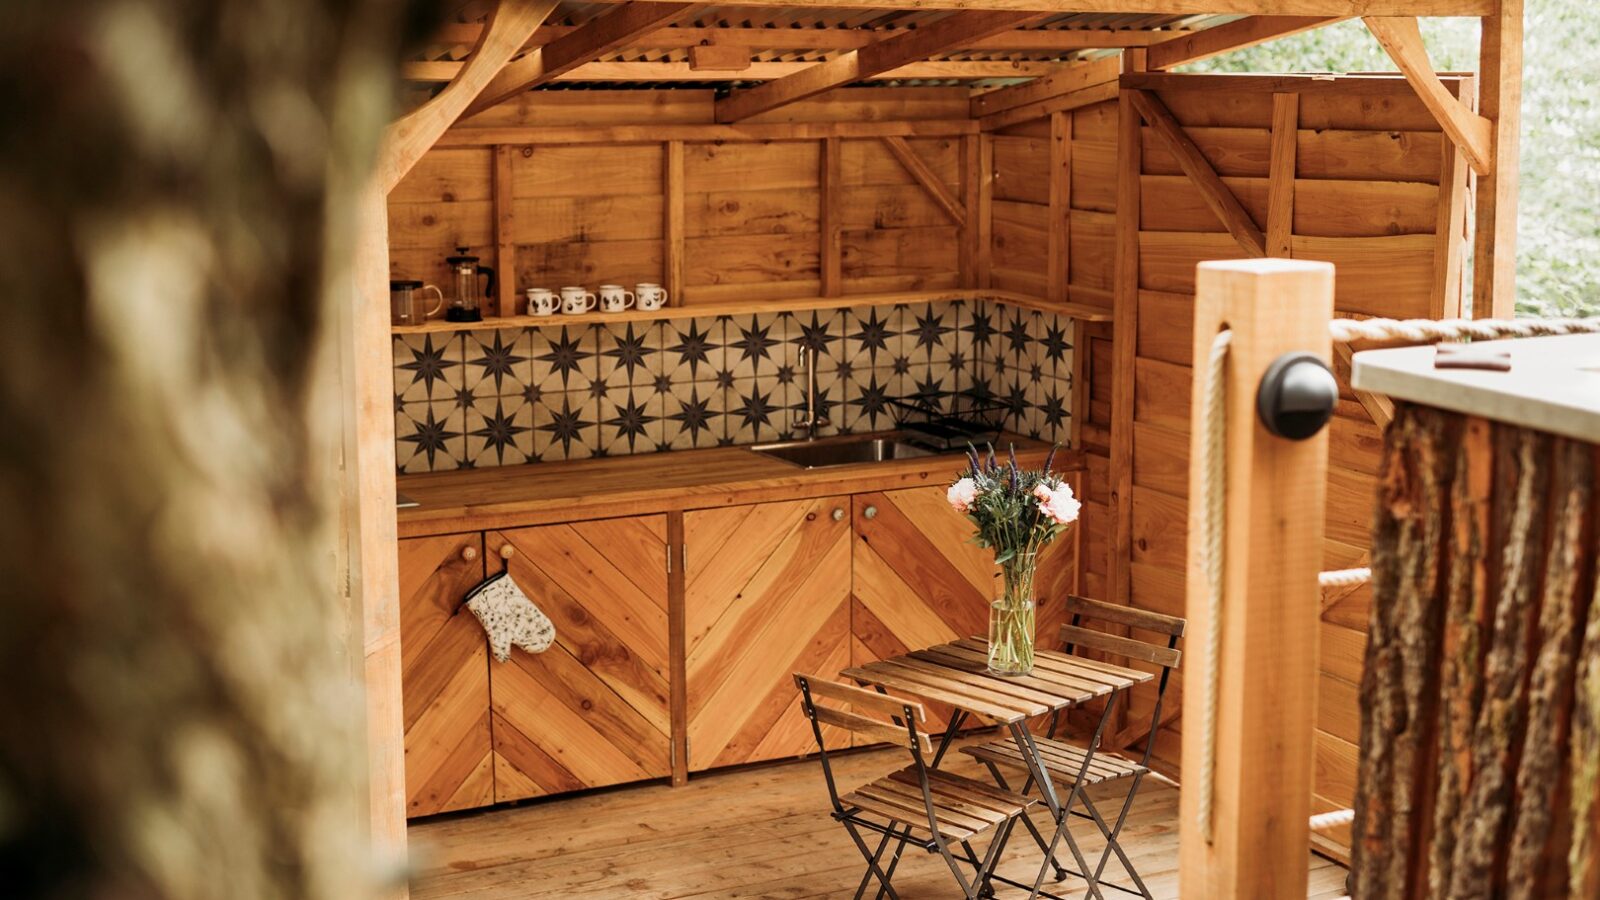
[[393, 299, 1074, 473]]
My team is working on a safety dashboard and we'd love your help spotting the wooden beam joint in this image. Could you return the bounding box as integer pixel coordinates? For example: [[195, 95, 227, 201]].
[[1363, 16, 1493, 176], [880, 136, 967, 227], [1130, 89, 1266, 258]]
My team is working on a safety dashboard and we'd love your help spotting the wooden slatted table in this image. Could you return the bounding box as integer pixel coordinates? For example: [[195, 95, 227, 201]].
[[842, 637, 1154, 899]]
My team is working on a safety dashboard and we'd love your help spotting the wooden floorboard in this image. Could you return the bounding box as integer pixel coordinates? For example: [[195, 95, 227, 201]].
[[409, 733, 1351, 898]]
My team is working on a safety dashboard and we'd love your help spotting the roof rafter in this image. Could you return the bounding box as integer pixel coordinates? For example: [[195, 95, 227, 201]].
[[716, 10, 1048, 123], [578, 0, 1491, 14], [463, 2, 700, 116], [1363, 16, 1493, 175], [381, 0, 558, 193], [426, 22, 1182, 53], [1147, 15, 1344, 70], [407, 59, 1066, 82]]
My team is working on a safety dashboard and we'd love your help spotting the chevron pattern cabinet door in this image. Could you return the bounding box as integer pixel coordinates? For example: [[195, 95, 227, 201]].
[[851, 486, 1080, 732], [685, 496, 854, 771], [488, 516, 672, 802], [398, 533, 493, 817]]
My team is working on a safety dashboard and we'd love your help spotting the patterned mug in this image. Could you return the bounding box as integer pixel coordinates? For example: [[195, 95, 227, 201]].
[[599, 284, 635, 313], [560, 286, 596, 315], [636, 283, 669, 311], [526, 288, 557, 317]]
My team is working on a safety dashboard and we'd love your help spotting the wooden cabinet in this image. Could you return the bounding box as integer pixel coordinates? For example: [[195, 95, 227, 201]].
[[684, 496, 853, 771], [487, 517, 673, 802], [398, 533, 493, 817]]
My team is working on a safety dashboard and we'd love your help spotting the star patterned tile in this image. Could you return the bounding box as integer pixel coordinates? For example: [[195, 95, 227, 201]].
[[531, 324, 598, 394], [463, 328, 533, 398], [664, 381, 728, 450], [784, 308, 844, 376], [843, 306, 903, 368], [533, 391, 599, 462], [841, 369, 898, 433], [464, 395, 533, 468], [396, 399, 466, 473], [724, 313, 784, 379], [727, 375, 789, 446], [394, 333, 464, 403], [661, 317, 725, 383], [597, 320, 662, 392], [597, 387, 664, 457]]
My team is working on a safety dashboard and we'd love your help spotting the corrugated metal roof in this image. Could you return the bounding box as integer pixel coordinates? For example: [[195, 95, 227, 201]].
[[412, 5, 1242, 92]]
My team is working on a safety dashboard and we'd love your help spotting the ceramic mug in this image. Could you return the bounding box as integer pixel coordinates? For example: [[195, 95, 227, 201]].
[[635, 283, 668, 311], [598, 284, 635, 313], [526, 287, 557, 317], [560, 286, 597, 315]]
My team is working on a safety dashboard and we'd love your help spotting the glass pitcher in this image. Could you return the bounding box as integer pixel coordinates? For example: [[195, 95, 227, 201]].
[[445, 247, 495, 323]]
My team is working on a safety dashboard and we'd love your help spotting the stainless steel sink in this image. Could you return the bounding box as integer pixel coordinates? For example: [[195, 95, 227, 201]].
[[751, 433, 939, 469]]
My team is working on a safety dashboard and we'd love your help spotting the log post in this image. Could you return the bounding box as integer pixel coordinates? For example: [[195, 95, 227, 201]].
[[1179, 259, 1333, 899]]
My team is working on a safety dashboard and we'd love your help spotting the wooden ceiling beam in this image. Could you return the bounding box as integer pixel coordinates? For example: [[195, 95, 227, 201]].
[[1363, 16, 1493, 175], [381, 0, 558, 193], [1147, 15, 1344, 70], [1130, 89, 1267, 258], [408, 59, 1064, 82], [716, 10, 1047, 123], [463, 2, 700, 116], [427, 22, 1182, 52], [970, 54, 1121, 118], [555, 0, 1493, 14]]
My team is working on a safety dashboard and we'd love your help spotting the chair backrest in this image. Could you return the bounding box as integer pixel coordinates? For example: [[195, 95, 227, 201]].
[[792, 674, 931, 755], [1058, 594, 1185, 671], [793, 674, 934, 819], [1057, 595, 1186, 766]]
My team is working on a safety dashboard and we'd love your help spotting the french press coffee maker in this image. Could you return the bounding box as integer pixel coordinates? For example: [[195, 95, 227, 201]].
[[445, 247, 496, 323]]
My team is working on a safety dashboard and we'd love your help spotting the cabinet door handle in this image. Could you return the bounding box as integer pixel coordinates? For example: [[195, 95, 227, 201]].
[[499, 544, 516, 560], [863, 505, 878, 520], [461, 546, 479, 562], [831, 508, 844, 521]]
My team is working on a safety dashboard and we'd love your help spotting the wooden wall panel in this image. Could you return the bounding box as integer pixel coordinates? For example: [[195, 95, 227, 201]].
[[1123, 74, 1472, 836]]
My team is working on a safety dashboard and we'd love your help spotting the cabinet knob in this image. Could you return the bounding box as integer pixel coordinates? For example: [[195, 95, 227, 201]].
[[831, 508, 844, 521], [461, 546, 479, 562], [500, 544, 516, 560], [864, 505, 878, 520]]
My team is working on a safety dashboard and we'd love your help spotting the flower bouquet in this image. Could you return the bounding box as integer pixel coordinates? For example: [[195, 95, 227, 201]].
[[948, 444, 1080, 676]]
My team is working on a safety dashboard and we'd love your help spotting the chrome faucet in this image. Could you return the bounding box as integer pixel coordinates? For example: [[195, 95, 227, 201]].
[[794, 346, 830, 440]]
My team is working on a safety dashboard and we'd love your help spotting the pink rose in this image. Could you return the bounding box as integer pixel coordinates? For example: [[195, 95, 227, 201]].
[[1032, 483, 1053, 503], [948, 477, 978, 513], [1037, 483, 1081, 525]]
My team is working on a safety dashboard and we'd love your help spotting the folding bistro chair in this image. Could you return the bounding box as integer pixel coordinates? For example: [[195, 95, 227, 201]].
[[960, 596, 1185, 899], [793, 673, 1037, 900]]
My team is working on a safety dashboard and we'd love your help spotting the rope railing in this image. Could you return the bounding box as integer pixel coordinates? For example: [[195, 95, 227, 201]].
[[1329, 315, 1600, 344], [1318, 567, 1372, 589], [1309, 808, 1355, 834], [1195, 329, 1231, 845]]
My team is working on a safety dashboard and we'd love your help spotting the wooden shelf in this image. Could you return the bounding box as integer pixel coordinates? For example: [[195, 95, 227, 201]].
[[390, 289, 1112, 335]]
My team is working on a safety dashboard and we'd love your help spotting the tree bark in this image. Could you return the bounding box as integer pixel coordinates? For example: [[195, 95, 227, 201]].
[[1352, 403, 1454, 900], [0, 2, 429, 897]]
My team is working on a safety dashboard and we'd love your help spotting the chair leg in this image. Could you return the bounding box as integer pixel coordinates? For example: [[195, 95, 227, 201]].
[[983, 759, 1070, 883], [843, 820, 903, 900], [872, 824, 914, 900], [1082, 779, 1153, 899], [853, 824, 898, 900]]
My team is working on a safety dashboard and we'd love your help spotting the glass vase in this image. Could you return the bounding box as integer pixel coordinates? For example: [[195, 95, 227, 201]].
[[988, 551, 1037, 676]]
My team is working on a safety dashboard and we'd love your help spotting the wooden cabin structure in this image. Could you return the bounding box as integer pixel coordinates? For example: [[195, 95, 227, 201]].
[[344, 1, 1533, 896]]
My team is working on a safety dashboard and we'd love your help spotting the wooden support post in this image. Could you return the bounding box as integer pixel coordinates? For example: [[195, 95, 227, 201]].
[[1048, 111, 1072, 304], [1108, 50, 1143, 608], [820, 137, 842, 297], [977, 135, 994, 289], [1432, 77, 1473, 318], [667, 511, 688, 787], [1473, 0, 1523, 318], [960, 134, 980, 287], [1179, 259, 1333, 900], [493, 145, 518, 316], [665, 140, 684, 306], [1266, 92, 1298, 258], [348, 179, 408, 894]]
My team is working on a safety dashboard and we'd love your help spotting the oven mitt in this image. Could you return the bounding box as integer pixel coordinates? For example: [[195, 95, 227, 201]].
[[463, 571, 555, 662]]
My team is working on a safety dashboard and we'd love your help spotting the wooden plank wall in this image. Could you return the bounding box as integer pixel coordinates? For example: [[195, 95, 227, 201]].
[[1119, 75, 1472, 833], [388, 88, 968, 308], [990, 99, 1118, 602]]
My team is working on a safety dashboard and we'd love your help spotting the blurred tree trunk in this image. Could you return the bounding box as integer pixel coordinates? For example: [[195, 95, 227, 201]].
[[0, 1, 430, 897]]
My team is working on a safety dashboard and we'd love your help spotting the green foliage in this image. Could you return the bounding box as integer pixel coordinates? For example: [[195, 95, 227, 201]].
[[1183, 4, 1600, 318], [952, 444, 1074, 571]]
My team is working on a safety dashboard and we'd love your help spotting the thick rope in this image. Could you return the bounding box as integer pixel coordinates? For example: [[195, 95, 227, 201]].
[[1329, 316, 1600, 344], [1310, 809, 1356, 833], [1196, 329, 1231, 845], [1318, 567, 1372, 589]]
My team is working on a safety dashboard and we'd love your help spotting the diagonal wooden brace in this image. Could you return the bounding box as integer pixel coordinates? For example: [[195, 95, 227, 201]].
[[1364, 16, 1494, 177]]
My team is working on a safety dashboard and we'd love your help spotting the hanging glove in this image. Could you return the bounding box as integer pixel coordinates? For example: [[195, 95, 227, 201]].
[[462, 571, 555, 662]]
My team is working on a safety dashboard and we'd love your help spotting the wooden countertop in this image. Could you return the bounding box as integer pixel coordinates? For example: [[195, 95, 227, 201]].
[[396, 435, 1081, 537]]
